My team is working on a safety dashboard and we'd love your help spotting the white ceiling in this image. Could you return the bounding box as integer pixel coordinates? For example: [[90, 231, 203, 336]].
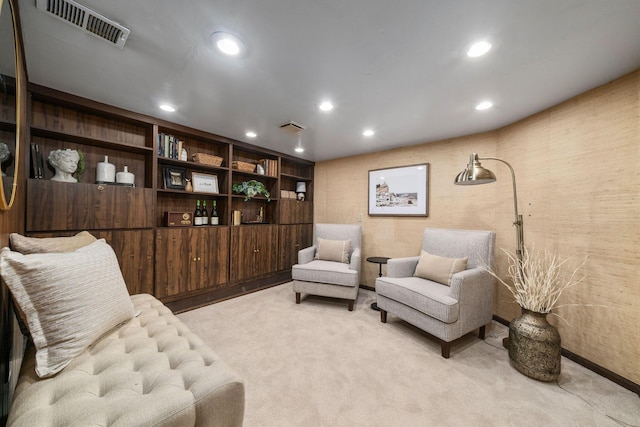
[[16, 0, 640, 162]]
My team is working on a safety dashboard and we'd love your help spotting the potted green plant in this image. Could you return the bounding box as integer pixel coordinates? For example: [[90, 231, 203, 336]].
[[232, 180, 271, 201], [486, 247, 586, 381], [74, 149, 85, 181]]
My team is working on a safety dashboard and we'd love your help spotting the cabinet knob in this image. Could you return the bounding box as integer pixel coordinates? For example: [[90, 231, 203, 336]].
[[198, 257, 201, 261], [97, 185, 105, 191], [295, 244, 300, 247], [192, 257, 197, 262]]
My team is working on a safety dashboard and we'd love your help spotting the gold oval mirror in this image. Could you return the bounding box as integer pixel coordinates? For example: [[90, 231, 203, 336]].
[[0, 0, 25, 210]]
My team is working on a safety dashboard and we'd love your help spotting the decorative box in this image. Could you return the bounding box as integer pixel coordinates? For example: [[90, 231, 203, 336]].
[[165, 212, 193, 227]]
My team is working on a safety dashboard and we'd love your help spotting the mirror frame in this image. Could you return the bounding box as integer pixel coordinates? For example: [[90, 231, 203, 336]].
[[0, 0, 26, 210]]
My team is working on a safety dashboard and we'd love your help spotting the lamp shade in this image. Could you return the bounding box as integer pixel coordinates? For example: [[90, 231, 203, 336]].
[[296, 181, 307, 193], [454, 153, 496, 185]]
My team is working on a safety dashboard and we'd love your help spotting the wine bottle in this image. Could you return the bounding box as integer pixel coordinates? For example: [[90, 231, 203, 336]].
[[202, 200, 209, 225], [194, 200, 203, 226], [211, 200, 219, 225]]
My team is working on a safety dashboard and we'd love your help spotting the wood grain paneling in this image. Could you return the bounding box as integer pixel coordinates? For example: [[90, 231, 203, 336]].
[[278, 224, 312, 270], [230, 225, 279, 282], [315, 70, 640, 385], [26, 230, 155, 296], [154, 227, 229, 298], [279, 199, 312, 224], [31, 99, 147, 147], [26, 180, 154, 231]]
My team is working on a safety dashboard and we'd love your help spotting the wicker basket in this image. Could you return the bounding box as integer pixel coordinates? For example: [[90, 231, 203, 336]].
[[192, 153, 223, 167], [232, 161, 256, 173]]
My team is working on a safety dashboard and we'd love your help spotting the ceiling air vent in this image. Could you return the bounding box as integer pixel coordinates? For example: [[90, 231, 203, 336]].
[[36, 0, 130, 49], [279, 121, 306, 133]]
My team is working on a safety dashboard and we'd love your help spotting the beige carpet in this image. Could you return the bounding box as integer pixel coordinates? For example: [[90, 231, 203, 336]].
[[178, 283, 640, 427]]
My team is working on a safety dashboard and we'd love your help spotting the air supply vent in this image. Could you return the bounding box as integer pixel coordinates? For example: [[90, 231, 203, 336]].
[[279, 121, 306, 133], [36, 0, 130, 48]]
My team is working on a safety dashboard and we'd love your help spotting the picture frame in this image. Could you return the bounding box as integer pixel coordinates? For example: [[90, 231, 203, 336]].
[[368, 164, 429, 216], [163, 165, 187, 190], [192, 172, 219, 194]]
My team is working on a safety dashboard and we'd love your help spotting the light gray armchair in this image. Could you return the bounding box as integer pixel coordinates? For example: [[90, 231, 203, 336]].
[[292, 224, 362, 311], [375, 228, 495, 358]]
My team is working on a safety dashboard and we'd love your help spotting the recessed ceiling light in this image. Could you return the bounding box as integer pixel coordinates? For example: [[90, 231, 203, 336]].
[[467, 41, 492, 58], [318, 101, 334, 112], [210, 31, 246, 56], [362, 129, 375, 137], [245, 131, 257, 138], [475, 101, 493, 111], [295, 147, 304, 153], [159, 104, 176, 112]]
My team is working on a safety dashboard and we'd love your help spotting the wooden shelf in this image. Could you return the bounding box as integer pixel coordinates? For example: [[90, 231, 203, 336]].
[[25, 83, 314, 312], [31, 127, 153, 155]]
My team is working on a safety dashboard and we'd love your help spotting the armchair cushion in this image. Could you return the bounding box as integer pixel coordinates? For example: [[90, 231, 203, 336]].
[[315, 238, 351, 263], [376, 276, 459, 323], [414, 250, 467, 286], [292, 260, 359, 287]]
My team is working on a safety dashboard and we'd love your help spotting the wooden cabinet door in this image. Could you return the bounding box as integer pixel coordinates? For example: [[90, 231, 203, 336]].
[[155, 228, 191, 298], [156, 227, 230, 298], [230, 225, 279, 282], [193, 227, 229, 291], [278, 224, 313, 270], [27, 180, 154, 232], [279, 199, 313, 224], [254, 225, 279, 277], [230, 226, 255, 283]]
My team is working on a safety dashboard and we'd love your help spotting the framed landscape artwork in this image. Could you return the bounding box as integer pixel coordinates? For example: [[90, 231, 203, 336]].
[[368, 164, 429, 216]]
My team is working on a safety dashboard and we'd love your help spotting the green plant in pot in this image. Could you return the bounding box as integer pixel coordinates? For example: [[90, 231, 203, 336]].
[[232, 180, 270, 201], [74, 149, 85, 181], [486, 247, 586, 382]]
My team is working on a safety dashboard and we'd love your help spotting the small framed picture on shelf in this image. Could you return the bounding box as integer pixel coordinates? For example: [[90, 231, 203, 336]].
[[192, 172, 219, 194], [163, 165, 187, 190]]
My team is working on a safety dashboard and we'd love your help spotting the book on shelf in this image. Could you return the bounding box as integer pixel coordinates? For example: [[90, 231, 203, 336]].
[[157, 133, 184, 160], [259, 159, 278, 177], [30, 143, 45, 179]]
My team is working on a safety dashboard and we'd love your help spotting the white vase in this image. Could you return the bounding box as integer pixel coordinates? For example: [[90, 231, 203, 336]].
[[116, 165, 135, 185], [96, 155, 116, 183]]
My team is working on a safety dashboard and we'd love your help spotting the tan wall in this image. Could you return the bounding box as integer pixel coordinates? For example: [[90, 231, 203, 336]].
[[314, 69, 640, 384]]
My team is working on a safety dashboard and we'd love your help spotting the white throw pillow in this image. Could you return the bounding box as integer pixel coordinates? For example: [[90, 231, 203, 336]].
[[315, 238, 351, 263], [414, 250, 468, 286], [0, 239, 135, 378]]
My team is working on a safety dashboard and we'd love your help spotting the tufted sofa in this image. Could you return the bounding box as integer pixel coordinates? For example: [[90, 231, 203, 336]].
[[7, 294, 245, 427]]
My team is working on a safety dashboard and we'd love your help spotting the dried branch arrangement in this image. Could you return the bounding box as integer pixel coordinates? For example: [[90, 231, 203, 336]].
[[487, 247, 587, 313]]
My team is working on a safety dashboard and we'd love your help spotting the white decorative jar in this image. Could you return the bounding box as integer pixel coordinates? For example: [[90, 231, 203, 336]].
[[96, 155, 116, 183], [116, 165, 135, 186]]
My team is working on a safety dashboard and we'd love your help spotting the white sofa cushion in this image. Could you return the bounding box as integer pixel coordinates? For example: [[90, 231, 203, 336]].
[[0, 239, 135, 377], [9, 231, 97, 254]]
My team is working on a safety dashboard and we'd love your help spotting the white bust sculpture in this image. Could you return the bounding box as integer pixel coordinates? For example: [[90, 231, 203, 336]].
[[0, 143, 10, 177], [49, 149, 80, 182]]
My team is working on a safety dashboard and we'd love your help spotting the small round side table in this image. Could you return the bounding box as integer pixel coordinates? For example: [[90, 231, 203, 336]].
[[367, 256, 390, 311]]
